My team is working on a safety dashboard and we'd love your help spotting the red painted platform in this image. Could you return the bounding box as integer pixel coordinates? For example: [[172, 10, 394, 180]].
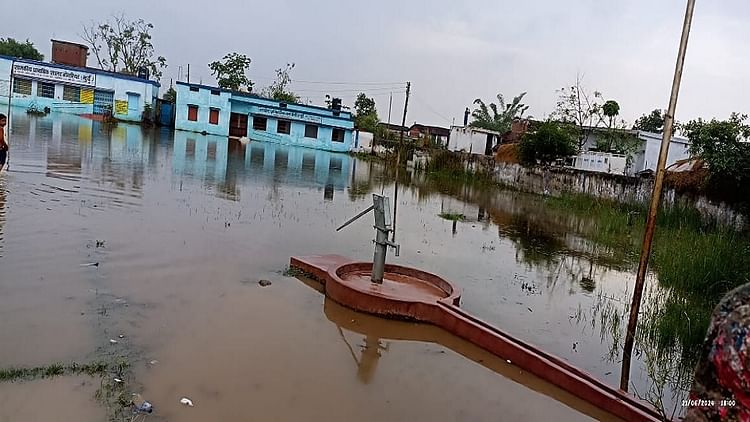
[[290, 254, 663, 422]]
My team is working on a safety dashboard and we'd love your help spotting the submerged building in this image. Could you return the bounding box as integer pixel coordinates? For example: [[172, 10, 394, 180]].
[[174, 81, 354, 152], [0, 40, 159, 123]]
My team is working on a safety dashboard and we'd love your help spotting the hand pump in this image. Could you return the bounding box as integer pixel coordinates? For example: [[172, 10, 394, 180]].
[[337, 194, 400, 284]]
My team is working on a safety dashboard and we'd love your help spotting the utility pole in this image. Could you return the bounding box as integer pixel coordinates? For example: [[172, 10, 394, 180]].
[[187, 64, 190, 84], [392, 81, 410, 242], [398, 82, 410, 145], [387, 92, 393, 125], [620, 0, 695, 392]]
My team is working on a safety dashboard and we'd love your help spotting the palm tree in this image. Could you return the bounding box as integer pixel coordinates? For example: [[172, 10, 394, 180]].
[[469, 92, 529, 134], [602, 100, 620, 128]]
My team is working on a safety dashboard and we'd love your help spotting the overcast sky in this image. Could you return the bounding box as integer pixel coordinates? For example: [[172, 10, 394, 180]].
[[4, 0, 748, 127]]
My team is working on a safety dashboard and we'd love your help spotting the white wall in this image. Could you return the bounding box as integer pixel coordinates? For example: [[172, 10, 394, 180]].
[[638, 132, 691, 173], [353, 130, 374, 152], [581, 130, 691, 174], [449, 127, 496, 155], [572, 151, 628, 174]]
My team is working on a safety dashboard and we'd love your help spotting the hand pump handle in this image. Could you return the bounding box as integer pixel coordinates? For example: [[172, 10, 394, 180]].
[[336, 204, 375, 232]]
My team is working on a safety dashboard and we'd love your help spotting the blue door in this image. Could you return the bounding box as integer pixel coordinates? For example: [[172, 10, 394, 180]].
[[127, 93, 140, 112], [93, 90, 114, 115], [159, 102, 174, 127]]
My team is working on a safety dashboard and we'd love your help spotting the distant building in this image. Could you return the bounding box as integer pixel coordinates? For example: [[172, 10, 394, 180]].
[[377, 122, 408, 137], [408, 123, 450, 146], [352, 130, 375, 153], [571, 129, 691, 175], [630, 131, 691, 174], [0, 41, 159, 123], [501, 120, 531, 143], [447, 126, 503, 155], [175, 81, 354, 153]]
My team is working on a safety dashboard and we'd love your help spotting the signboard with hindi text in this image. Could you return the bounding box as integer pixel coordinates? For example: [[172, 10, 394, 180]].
[[115, 100, 128, 115], [80, 89, 94, 104], [255, 107, 323, 124], [13, 63, 96, 87]]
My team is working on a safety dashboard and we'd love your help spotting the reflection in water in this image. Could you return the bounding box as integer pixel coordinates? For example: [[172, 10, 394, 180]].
[[317, 296, 620, 421], [336, 325, 387, 384], [172, 132, 352, 202]]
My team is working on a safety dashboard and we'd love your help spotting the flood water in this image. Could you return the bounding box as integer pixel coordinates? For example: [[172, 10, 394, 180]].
[[0, 111, 659, 420]]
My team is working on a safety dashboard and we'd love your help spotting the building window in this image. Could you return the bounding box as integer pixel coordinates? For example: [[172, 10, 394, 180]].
[[187, 105, 198, 121], [189, 86, 199, 92], [210, 89, 220, 96], [304, 124, 318, 139], [277, 119, 291, 135], [38, 82, 55, 98], [209, 108, 220, 125], [253, 116, 267, 131], [332, 128, 345, 143], [13, 78, 32, 95], [63, 85, 81, 102]]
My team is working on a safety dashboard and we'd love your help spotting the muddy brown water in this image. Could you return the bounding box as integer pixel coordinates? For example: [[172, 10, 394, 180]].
[[0, 112, 654, 420]]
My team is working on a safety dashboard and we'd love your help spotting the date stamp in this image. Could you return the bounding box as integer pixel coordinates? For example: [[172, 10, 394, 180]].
[[682, 398, 737, 408]]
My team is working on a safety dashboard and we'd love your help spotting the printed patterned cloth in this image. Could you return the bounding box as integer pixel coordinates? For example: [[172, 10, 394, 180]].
[[686, 283, 750, 421]]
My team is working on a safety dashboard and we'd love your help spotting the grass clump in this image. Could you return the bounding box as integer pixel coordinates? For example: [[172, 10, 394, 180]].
[[438, 212, 466, 222], [0, 360, 111, 382]]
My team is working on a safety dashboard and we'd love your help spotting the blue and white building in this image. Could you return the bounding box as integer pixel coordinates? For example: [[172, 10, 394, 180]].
[[174, 81, 354, 152], [0, 55, 159, 123]]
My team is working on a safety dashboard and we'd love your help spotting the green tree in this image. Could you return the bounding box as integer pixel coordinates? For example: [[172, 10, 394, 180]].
[[163, 85, 177, 102], [0, 38, 44, 60], [633, 109, 665, 133], [353, 93, 379, 132], [594, 99, 640, 157], [261, 63, 300, 103], [602, 100, 620, 127], [209, 53, 253, 92], [632, 109, 682, 134], [684, 113, 750, 187], [553, 75, 603, 152], [519, 121, 578, 166], [595, 130, 641, 157], [470, 92, 528, 134], [81, 13, 167, 80]]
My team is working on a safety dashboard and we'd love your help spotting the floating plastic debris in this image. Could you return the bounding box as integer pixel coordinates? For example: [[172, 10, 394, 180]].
[[132, 393, 153, 413], [180, 397, 194, 407], [109, 339, 118, 344]]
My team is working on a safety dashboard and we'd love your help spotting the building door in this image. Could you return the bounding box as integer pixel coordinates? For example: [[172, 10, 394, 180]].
[[127, 93, 140, 112], [93, 90, 114, 115], [229, 113, 248, 137], [484, 133, 494, 155]]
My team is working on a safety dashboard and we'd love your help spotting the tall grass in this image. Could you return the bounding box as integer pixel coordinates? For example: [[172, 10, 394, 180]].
[[548, 192, 750, 361], [425, 150, 497, 187]]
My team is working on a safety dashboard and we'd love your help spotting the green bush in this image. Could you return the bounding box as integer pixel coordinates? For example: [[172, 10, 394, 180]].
[[519, 121, 577, 165]]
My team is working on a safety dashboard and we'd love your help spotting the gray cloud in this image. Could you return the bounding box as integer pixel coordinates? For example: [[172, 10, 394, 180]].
[[4, 0, 748, 127]]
